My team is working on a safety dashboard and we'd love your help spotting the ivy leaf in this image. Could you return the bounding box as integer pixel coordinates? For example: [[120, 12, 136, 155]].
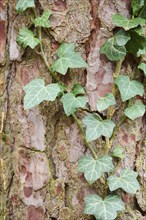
[[107, 169, 140, 193], [137, 47, 146, 56], [82, 114, 115, 141], [97, 93, 116, 112], [56, 43, 75, 57], [78, 155, 114, 184], [84, 194, 125, 220], [114, 30, 131, 46], [138, 63, 146, 75], [72, 84, 85, 96], [124, 102, 145, 120], [126, 30, 146, 54], [16, 0, 35, 12], [16, 28, 40, 49], [112, 14, 145, 30], [131, 0, 145, 16], [115, 75, 144, 101], [61, 93, 88, 116], [51, 43, 88, 75], [34, 11, 52, 28], [112, 146, 125, 159], [23, 79, 61, 109], [100, 38, 126, 61]]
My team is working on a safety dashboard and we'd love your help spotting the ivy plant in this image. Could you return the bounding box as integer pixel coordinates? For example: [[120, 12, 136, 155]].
[[96, 93, 116, 112], [84, 194, 125, 220], [17, 28, 40, 49], [51, 43, 88, 75], [16, 0, 35, 12], [78, 155, 114, 184], [112, 146, 125, 159], [107, 169, 140, 194], [82, 113, 115, 141], [16, 0, 146, 219], [23, 79, 61, 109]]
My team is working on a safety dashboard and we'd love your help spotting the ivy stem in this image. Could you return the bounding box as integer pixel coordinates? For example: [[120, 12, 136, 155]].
[[72, 113, 98, 159], [38, 27, 63, 84], [107, 59, 124, 120], [105, 58, 124, 152], [111, 160, 122, 175], [32, 8, 63, 85], [110, 115, 126, 142], [138, 3, 146, 17], [32, 7, 98, 160], [80, 108, 103, 121]]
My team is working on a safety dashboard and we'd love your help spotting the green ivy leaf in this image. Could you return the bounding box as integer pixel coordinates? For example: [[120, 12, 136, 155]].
[[115, 75, 144, 101], [72, 84, 85, 96], [16, 0, 35, 12], [126, 30, 146, 54], [107, 169, 140, 193], [112, 146, 125, 159], [51, 43, 88, 75], [100, 38, 126, 61], [97, 93, 116, 112], [61, 93, 88, 116], [131, 0, 145, 16], [112, 14, 145, 30], [56, 43, 75, 56], [137, 47, 146, 56], [134, 26, 145, 35], [124, 102, 145, 120], [23, 79, 61, 109], [78, 155, 114, 184], [114, 30, 131, 46], [84, 194, 125, 220], [16, 28, 40, 49], [82, 114, 115, 141], [138, 63, 146, 75], [34, 11, 52, 28]]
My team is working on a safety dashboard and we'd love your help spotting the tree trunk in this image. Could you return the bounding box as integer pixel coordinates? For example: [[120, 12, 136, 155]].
[[0, 0, 145, 219]]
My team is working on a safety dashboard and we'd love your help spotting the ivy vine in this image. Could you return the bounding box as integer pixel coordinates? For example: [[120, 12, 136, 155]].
[[16, 0, 146, 219]]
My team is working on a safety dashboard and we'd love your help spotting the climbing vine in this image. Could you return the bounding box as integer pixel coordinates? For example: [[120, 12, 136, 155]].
[[16, 0, 146, 219]]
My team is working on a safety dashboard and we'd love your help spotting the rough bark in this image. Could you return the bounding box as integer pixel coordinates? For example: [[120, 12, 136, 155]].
[[0, 0, 146, 220]]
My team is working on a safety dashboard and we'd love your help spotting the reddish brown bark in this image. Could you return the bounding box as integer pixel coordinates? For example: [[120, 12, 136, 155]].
[[0, 1, 145, 219]]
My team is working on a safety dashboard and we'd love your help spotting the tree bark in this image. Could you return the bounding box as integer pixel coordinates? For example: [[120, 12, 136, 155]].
[[0, 0, 145, 219]]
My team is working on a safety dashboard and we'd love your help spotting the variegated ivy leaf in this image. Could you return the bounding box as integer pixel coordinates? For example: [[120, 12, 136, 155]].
[[107, 169, 140, 194], [100, 38, 126, 61], [17, 28, 40, 49], [84, 194, 125, 220], [124, 102, 145, 120], [97, 93, 116, 112], [23, 79, 61, 109], [16, 0, 35, 12], [114, 29, 131, 46], [72, 84, 85, 96], [78, 155, 114, 184], [34, 11, 52, 28], [61, 93, 88, 116], [82, 113, 115, 141], [112, 14, 145, 30], [138, 63, 146, 75], [51, 43, 88, 75], [115, 75, 144, 101], [112, 146, 125, 159]]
